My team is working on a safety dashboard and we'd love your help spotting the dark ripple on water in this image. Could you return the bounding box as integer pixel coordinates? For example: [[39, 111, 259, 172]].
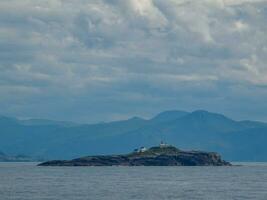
[[0, 162, 267, 200]]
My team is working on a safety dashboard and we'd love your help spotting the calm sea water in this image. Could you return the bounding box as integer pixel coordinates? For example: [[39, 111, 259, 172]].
[[0, 162, 267, 200]]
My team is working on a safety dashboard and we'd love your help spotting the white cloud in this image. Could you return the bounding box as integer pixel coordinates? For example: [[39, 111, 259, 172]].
[[0, 0, 267, 122]]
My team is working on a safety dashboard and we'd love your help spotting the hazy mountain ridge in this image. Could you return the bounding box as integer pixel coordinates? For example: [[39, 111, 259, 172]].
[[0, 150, 37, 162], [0, 110, 267, 161], [19, 119, 78, 127]]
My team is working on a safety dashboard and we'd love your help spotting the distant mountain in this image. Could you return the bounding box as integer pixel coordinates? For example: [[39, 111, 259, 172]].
[[150, 110, 189, 123], [0, 116, 78, 127], [19, 119, 78, 127], [0, 151, 5, 157], [0, 116, 19, 126], [0, 150, 37, 162], [0, 110, 267, 161]]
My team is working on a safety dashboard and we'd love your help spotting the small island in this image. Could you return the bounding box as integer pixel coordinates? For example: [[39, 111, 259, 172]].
[[38, 142, 231, 166]]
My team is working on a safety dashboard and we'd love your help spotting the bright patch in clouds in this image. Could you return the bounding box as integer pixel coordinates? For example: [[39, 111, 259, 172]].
[[0, 0, 267, 122]]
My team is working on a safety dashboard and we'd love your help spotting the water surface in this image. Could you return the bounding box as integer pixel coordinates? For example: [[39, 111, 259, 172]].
[[0, 162, 267, 200]]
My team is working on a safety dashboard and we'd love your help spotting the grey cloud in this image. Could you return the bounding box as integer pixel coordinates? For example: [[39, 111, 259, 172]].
[[0, 0, 267, 122]]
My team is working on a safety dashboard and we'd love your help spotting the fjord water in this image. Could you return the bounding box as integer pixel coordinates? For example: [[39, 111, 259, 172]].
[[1, 163, 267, 200]]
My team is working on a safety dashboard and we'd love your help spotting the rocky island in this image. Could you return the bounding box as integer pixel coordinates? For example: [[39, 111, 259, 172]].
[[38, 143, 231, 166]]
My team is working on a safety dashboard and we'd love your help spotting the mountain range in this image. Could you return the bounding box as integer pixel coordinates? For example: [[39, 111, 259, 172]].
[[0, 150, 37, 162], [1, 110, 267, 161]]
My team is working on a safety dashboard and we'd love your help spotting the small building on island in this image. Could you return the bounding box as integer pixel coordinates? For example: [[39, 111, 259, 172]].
[[134, 146, 147, 153], [140, 146, 147, 152]]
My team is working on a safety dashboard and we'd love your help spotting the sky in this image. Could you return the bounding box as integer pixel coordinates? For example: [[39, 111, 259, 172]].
[[1, 0, 267, 123]]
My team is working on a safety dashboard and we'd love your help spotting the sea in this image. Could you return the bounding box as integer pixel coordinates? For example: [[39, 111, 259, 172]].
[[0, 162, 267, 200]]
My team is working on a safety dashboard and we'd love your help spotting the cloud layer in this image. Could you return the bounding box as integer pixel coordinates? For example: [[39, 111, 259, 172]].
[[1, 0, 267, 122]]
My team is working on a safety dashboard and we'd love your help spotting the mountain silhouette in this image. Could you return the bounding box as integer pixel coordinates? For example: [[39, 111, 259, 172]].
[[0, 111, 266, 161]]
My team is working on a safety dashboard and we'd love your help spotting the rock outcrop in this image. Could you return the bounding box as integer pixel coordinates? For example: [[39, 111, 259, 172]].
[[38, 145, 231, 166]]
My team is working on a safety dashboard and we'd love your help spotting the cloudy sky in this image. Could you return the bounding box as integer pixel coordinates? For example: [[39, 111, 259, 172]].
[[1, 0, 267, 123]]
